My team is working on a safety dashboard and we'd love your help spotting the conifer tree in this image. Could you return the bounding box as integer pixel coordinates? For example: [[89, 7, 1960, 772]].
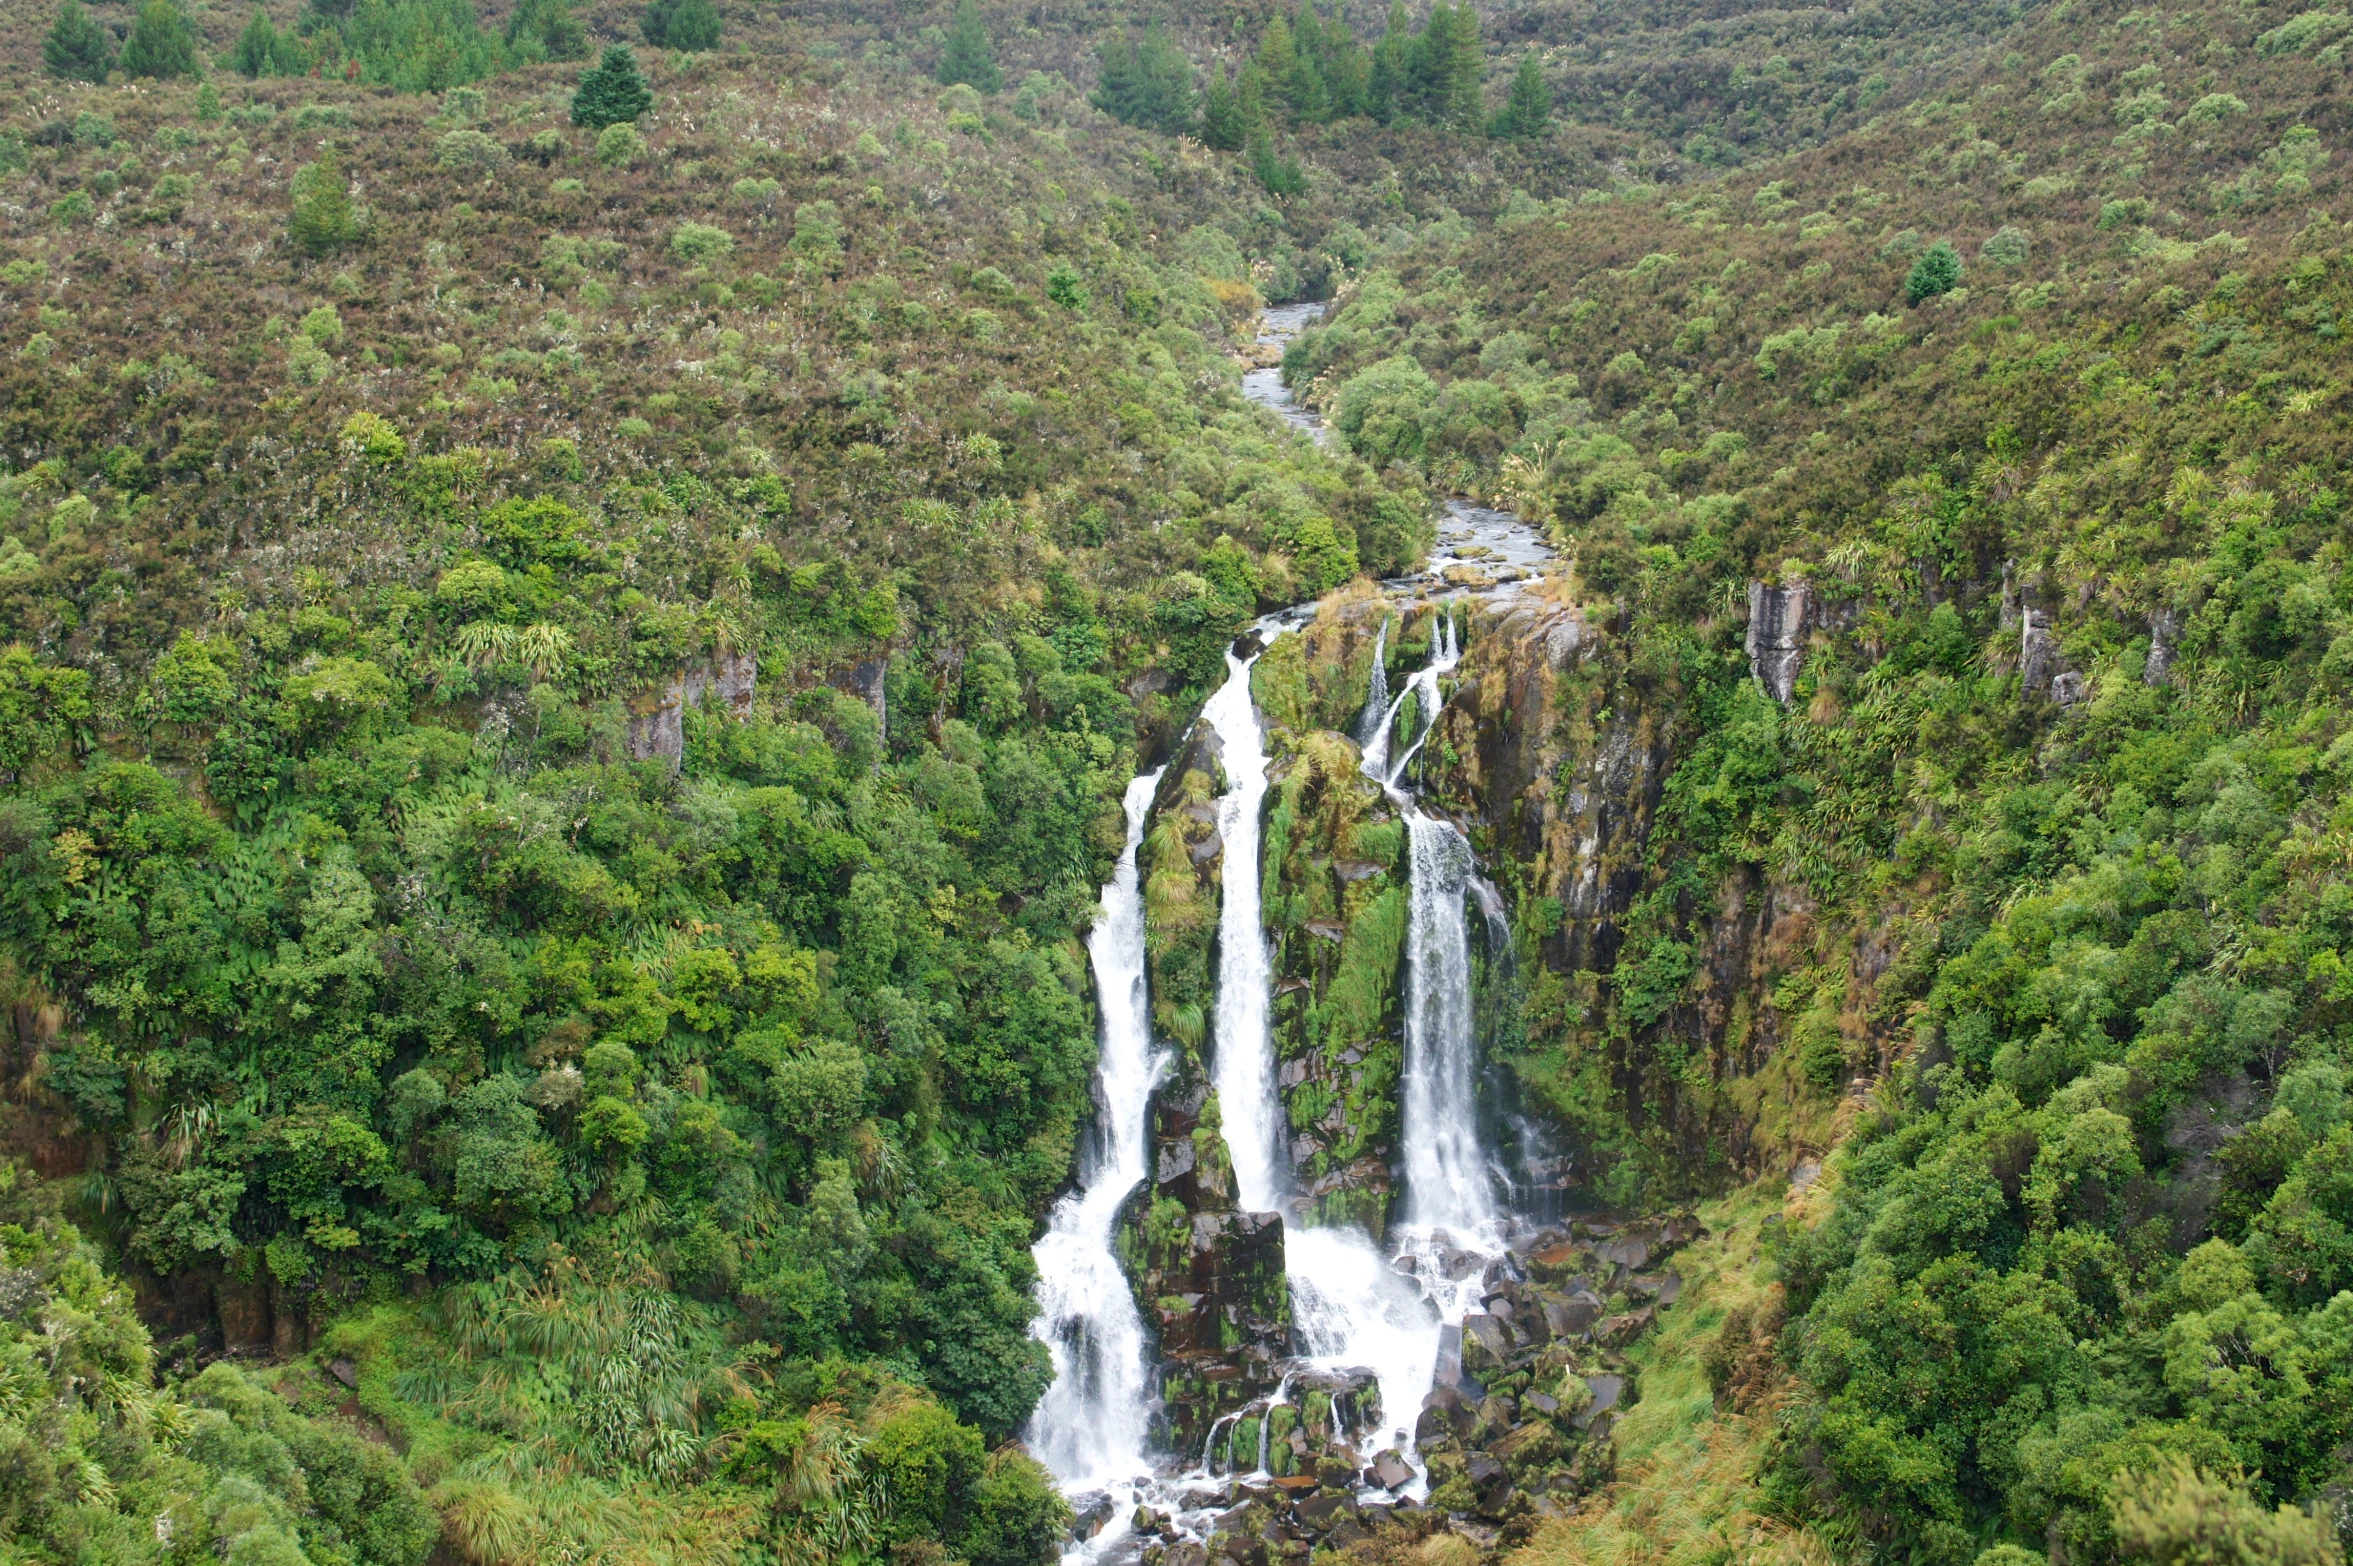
[[43, 0, 114, 82], [1491, 49, 1549, 137], [1199, 63, 1248, 151], [642, 0, 719, 52], [1405, 3, 1455, 120], [1313, 8, 1370, 119], [507, 0, 589, 60], [1284, 28, 1332, 122], [1366, 0, 1409, 122], [936, 0, 1001, 93], [1904, 239, 1963, 304], [288, 150, 359, 255], [232, 7, 278, 76], [1256, 14, 1298, 118], [1443, 2, 1484, 127], [571, 44, 653, 128], [1092, 24, 1193, 134], [118, 0, 200, 80]]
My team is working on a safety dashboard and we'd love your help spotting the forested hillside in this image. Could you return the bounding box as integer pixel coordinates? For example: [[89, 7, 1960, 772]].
[[0, 0, 2345, 1559]]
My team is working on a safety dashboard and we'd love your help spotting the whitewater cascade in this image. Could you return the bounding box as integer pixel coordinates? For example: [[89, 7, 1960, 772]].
[[1353, 619, 1389, 751], [1027, 303, 1549, 1543], [1201, 643, 1286, 1213], [1400, 813, 1495, 1234], [1025, 769, 1167, 1486]]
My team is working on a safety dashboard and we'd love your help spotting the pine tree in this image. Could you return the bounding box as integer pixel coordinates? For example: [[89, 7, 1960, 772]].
[[1199, 63, 1247, 151], [1366, 0, 1408, 123], [1315, 11, 1370, 119], [43, 0, 114, 82], [1905, 239, 1963, 304], [507, 0, 589, 60], [642, 0, 719, 51], [571, 45, 653, 128], [1256, 15, 1298, 120], [1491, 50, 1549, 137], [232, 6, 278, 76], [1093, 24, 1194, 134], [1406, 3, 1455, 121], [1289, 26, 1327, 123], [936, 0, 1001, 93], [288, 151, 359, 255], [1249, 125, 1306, 197], [1443, 2, 1485, 127], [117, 0, 199, 80]]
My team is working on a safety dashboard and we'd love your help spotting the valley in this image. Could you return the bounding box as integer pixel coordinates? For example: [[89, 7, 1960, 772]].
[[0, 0, 2346, 1561]]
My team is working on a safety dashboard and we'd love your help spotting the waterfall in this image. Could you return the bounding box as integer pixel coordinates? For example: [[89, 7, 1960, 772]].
[[1401, 812, 1494, 1234], [1360, 609, 1457, 788], [1201, 643, 1284, 1213], [1024, 768, 1167, 1487], [1353, 619, 1390, 751]]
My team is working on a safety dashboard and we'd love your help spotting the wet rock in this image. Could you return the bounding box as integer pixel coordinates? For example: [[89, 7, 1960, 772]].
[[1417, 1384, 1478, 1444], [1158, 1139, 1198, 1184], [1074, 1494, 1116, 1538], [1371, 1449, 1414, 1490], [1524, 1390, 1559, 1418], [1323, 1520, 1370, 1550], [1433, 1322, 1467, 1387], [1163, 1545, 1209, 1566], [2147, 607, 2182, 685], [329, 1357, 358, 1389], [1746, 580, 1810, 703]]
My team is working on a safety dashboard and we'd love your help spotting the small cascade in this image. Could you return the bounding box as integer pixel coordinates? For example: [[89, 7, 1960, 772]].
[[1354, 619, 1390, 752], [1201, 642, 1286, 1213], [1025, 770, 1168, 1488]]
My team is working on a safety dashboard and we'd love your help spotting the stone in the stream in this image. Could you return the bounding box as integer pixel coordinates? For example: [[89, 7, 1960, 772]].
[[1371, 1449, 1414, 1490]]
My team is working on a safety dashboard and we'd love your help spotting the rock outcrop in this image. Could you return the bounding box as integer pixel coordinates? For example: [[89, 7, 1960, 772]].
[[1744, 580, 1811, 703]]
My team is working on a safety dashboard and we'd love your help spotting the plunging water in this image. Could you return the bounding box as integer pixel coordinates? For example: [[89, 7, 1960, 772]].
[[1354, 619, 1389, 751], [1026, 770, 1167, 1486], [1202, 643, 1284, 1213]]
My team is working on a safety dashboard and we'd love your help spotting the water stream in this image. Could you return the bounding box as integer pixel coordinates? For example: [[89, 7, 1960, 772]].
[[1031, 303, 1555, 1553]]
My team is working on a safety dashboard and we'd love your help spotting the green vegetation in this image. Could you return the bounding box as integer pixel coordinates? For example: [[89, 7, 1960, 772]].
[[570, 45, 653, 129], [642, 0, 720, 55], [937, 0, 1002, 95], [0, 0, 2347, 1557]]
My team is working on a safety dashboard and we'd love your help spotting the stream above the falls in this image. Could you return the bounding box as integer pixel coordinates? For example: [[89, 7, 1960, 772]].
[[1027, 303, 1559, 1562]]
